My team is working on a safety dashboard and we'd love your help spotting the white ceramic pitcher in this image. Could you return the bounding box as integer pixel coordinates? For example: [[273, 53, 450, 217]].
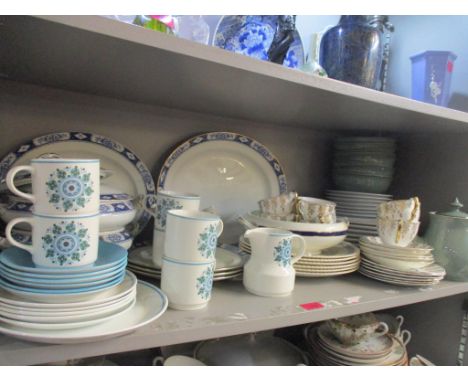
[[243, 228, 306, 297]]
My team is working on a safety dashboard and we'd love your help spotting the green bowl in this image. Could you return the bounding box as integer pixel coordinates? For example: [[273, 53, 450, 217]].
[[333, 154, 396, 168], [333, 166, 394, 177], [333, 173, 393, 193]]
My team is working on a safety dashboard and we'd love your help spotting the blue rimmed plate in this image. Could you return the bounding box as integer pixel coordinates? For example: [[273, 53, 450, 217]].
[[158, 132, 287, 244], [0, 241, 127, 274], [213, 16, 304, 69], [0, 132, 155, 236]]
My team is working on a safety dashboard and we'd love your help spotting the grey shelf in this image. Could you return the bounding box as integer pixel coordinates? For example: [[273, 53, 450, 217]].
[[1, 274, 467, 365], [1, 15, 468, 133]]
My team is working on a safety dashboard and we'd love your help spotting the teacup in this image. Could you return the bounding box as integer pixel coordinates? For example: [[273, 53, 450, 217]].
[[146, 190, 200, 268], [164, 210, 223, 263], [160, 257, 215, 310], [296, 197, 336, 223], [378, 218, 420, 247], [326, 313, 389, 345], [6, 158, 100, 215], [258, 192, 298, 219], [5, 213, 99, 267], [378, 197, 421, 222]]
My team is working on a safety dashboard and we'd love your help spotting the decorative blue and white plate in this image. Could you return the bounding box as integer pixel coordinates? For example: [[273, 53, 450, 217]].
[[158, 132, 287, 244], [0, 241, 127, 274], [0, 132, 155, 236], [213, 16, 304, 69]]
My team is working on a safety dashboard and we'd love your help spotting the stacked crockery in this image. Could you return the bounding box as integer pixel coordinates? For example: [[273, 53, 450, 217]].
[[359, 197, 446, 286], [332, 137, 396, 194], [0, 159, 137, 329], [325, 189, 393, 244], [161, 209, 223, 310], [304, 313, 409, 366]]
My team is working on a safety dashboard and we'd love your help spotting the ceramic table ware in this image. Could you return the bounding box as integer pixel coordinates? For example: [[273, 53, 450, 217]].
[[243, 227, 305, 297], [0, 132, 155, 236], [296, 197, 336, 223], [161, 257, 215, 310], [164, 210, 223, 263], [378, 197, 421, 222], [157, 132, 287, 244], [244, 210, 348, 254], [377, 218, 420, 247], [424, 198, 468, 281], [327, 313, 389, 345], [149, 190, 200, 267], [6, 213, 99, 267], [258, 192, 297, 220], [6, 158, 100, 215]]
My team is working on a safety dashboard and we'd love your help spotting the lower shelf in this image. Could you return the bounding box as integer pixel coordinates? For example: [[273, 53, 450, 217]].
[[1, 273, 468, 365]]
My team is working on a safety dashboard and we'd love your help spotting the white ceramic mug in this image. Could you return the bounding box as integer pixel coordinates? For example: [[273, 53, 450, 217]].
[[161, 257, 216, 310], [377, 218, 420, 247], [5, 213, 99, 267], [164, 210, 223, 263], [148, 190, 200, 268], [6, 158, 100, 215], [242, 228, 306, 297]]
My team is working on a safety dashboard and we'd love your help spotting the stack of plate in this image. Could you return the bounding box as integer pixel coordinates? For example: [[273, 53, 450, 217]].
[[239, 238, 360, 278], [0, 241, 128, 301], [359, 236, 445, 286], [325, 190, 393, 244], [127, 244, 247, 281], [304, 323, 408, 366]]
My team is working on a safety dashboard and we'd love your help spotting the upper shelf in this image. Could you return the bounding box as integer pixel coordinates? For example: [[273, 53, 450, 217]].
[[1, 274, 468, 365], [2, 15, 468, 133]]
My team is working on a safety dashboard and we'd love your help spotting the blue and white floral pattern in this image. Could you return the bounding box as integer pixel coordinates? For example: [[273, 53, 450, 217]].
[[197, 223, 218, 259], [45, 166, 94, 212], [273, 238, 292, 268], [99, 201, 134, 214], [225, 22, 274, 61], [155, 198, 182, 230], [0, 132, 155, 236], [41, 221, 90, 266], [196, 263, 215, 300]]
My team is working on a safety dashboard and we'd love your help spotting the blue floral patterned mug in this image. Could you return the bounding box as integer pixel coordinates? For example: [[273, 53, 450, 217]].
[[6, 158, 100, 216], [5, 213, 99, 267], [243, 228, 305, 297], [164, 210, 223, 264]]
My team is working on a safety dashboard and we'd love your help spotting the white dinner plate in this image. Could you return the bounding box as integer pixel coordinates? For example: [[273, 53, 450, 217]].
[[157, 132, 287, 244], [0, 271, 137, 308], [295, 268, 358, 277], [0, 280, 168, 344], [326, 190, 392, 199], [0, 132, 155, 236]]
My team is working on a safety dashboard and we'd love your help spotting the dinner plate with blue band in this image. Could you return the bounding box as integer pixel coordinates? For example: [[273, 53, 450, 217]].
[[0, 132, 155, 236], [158, 132, 287, 244]]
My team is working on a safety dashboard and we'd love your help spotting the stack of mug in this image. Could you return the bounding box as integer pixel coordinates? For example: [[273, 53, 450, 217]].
[[154, 190, 224, 310], [5, 158, 100, 267]]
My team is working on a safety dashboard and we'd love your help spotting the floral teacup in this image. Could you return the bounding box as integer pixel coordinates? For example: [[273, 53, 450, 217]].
[[327, 313, 389, 345]]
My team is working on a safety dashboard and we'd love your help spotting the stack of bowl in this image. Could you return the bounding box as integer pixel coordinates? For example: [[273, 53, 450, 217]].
[[332, 137, 396, 194]]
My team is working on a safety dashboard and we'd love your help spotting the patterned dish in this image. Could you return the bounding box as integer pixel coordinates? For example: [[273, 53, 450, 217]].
[[158, 132, 287, 244], [213, 16, 304, 69], [0, 132, 155, 236]]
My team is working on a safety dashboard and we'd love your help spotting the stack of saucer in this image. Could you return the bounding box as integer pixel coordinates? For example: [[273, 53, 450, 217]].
[[304, 323, 408, 366], [325, 190, 392, 244], [127, 244, 247, 282], [358, 236, 445, 286]]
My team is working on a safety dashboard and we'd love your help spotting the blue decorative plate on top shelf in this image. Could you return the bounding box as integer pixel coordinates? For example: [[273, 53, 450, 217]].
[[213, 15, 304, 69]]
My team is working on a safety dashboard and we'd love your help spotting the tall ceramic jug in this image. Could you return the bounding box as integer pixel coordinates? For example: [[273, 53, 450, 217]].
[[243, 228, 306, 297], [319, 15, 394, 90]]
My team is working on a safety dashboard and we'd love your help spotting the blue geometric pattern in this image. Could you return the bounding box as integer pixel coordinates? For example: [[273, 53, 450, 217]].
[[273, 238, 292, 268]]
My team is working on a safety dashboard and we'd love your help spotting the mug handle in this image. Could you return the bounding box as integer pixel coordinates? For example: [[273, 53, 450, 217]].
[[375, 322, 389, 337], [5, 217, 34, 253], [215, 219, 224, 238], [152, 356, 164, 366], [6, 165, 35, 203], [399, 329, 412, 346], [396, 315, 405, 329], [290, 234, 306, 265]]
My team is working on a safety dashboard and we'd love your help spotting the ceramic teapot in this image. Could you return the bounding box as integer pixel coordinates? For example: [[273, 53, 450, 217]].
[[424, 198, 468, 281], [243, 227, 306, 297]]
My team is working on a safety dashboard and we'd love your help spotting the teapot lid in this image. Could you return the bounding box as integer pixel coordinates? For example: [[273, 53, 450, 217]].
[[437, 198, 468, 219]]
